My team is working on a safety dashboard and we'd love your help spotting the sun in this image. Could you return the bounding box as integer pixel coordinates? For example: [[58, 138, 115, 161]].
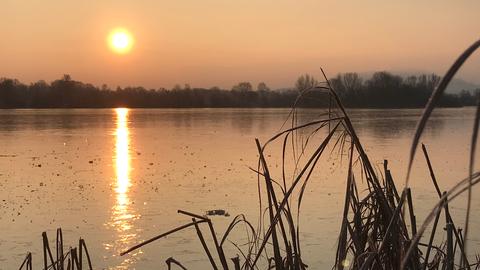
[[108, 28, 134, 54]]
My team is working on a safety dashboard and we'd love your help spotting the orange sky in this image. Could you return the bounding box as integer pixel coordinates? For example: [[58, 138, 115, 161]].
[[2, 1, 479, 89]]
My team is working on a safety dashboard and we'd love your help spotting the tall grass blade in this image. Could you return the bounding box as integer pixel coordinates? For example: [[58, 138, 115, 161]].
[[406, 38, 480, 187]]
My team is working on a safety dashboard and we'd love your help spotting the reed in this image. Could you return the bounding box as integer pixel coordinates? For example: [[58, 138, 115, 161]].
[[19, 228, 93, 270]]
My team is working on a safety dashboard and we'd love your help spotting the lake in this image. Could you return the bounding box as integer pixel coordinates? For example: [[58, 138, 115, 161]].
[[0, 108, 479, 269]]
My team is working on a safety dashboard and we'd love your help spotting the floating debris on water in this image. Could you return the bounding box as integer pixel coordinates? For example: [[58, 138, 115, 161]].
[[205, 209, 229, 217]]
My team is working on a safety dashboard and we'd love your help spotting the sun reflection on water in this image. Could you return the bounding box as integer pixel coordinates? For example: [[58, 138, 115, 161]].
[[107, 108, 141, 267], [115, 108, 131, 209]]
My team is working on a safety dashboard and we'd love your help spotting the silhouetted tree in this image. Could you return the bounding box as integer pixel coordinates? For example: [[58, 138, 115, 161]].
[[257, 82, 270, 92], [232, 82, 253, 92], [330, 72, 363, 106], [295, 74, 318, 92]]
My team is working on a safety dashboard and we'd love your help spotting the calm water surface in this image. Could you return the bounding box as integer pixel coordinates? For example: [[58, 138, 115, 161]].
[[0, 108, 479, 269]]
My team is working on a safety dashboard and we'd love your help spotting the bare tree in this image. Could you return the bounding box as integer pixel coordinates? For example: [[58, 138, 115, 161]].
[[232, 82, 253, 92], [257, 82, 270, 91], [295, 74, 318, 92]]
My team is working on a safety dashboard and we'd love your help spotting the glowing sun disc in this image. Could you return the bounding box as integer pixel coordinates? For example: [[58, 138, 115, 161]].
[[108, 28, 133, 54]]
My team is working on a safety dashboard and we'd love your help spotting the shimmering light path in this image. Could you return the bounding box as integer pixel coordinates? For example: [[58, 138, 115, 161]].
[[108, 108, 140, 268]]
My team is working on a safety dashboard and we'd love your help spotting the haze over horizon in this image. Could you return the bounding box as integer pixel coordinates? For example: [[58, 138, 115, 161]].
[[2, 1, 479, 89]]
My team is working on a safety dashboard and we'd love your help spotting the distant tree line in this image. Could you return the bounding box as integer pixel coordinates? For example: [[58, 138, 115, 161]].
[[330, 72, 477, 107], [0, 72, 477, 108]]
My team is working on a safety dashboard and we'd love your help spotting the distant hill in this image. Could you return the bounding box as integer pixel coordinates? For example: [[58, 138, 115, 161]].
[[446, 78, 480, 93]]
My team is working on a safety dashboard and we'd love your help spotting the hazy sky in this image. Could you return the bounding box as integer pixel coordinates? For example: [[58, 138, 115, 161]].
[[2, 1, 479, 89]]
